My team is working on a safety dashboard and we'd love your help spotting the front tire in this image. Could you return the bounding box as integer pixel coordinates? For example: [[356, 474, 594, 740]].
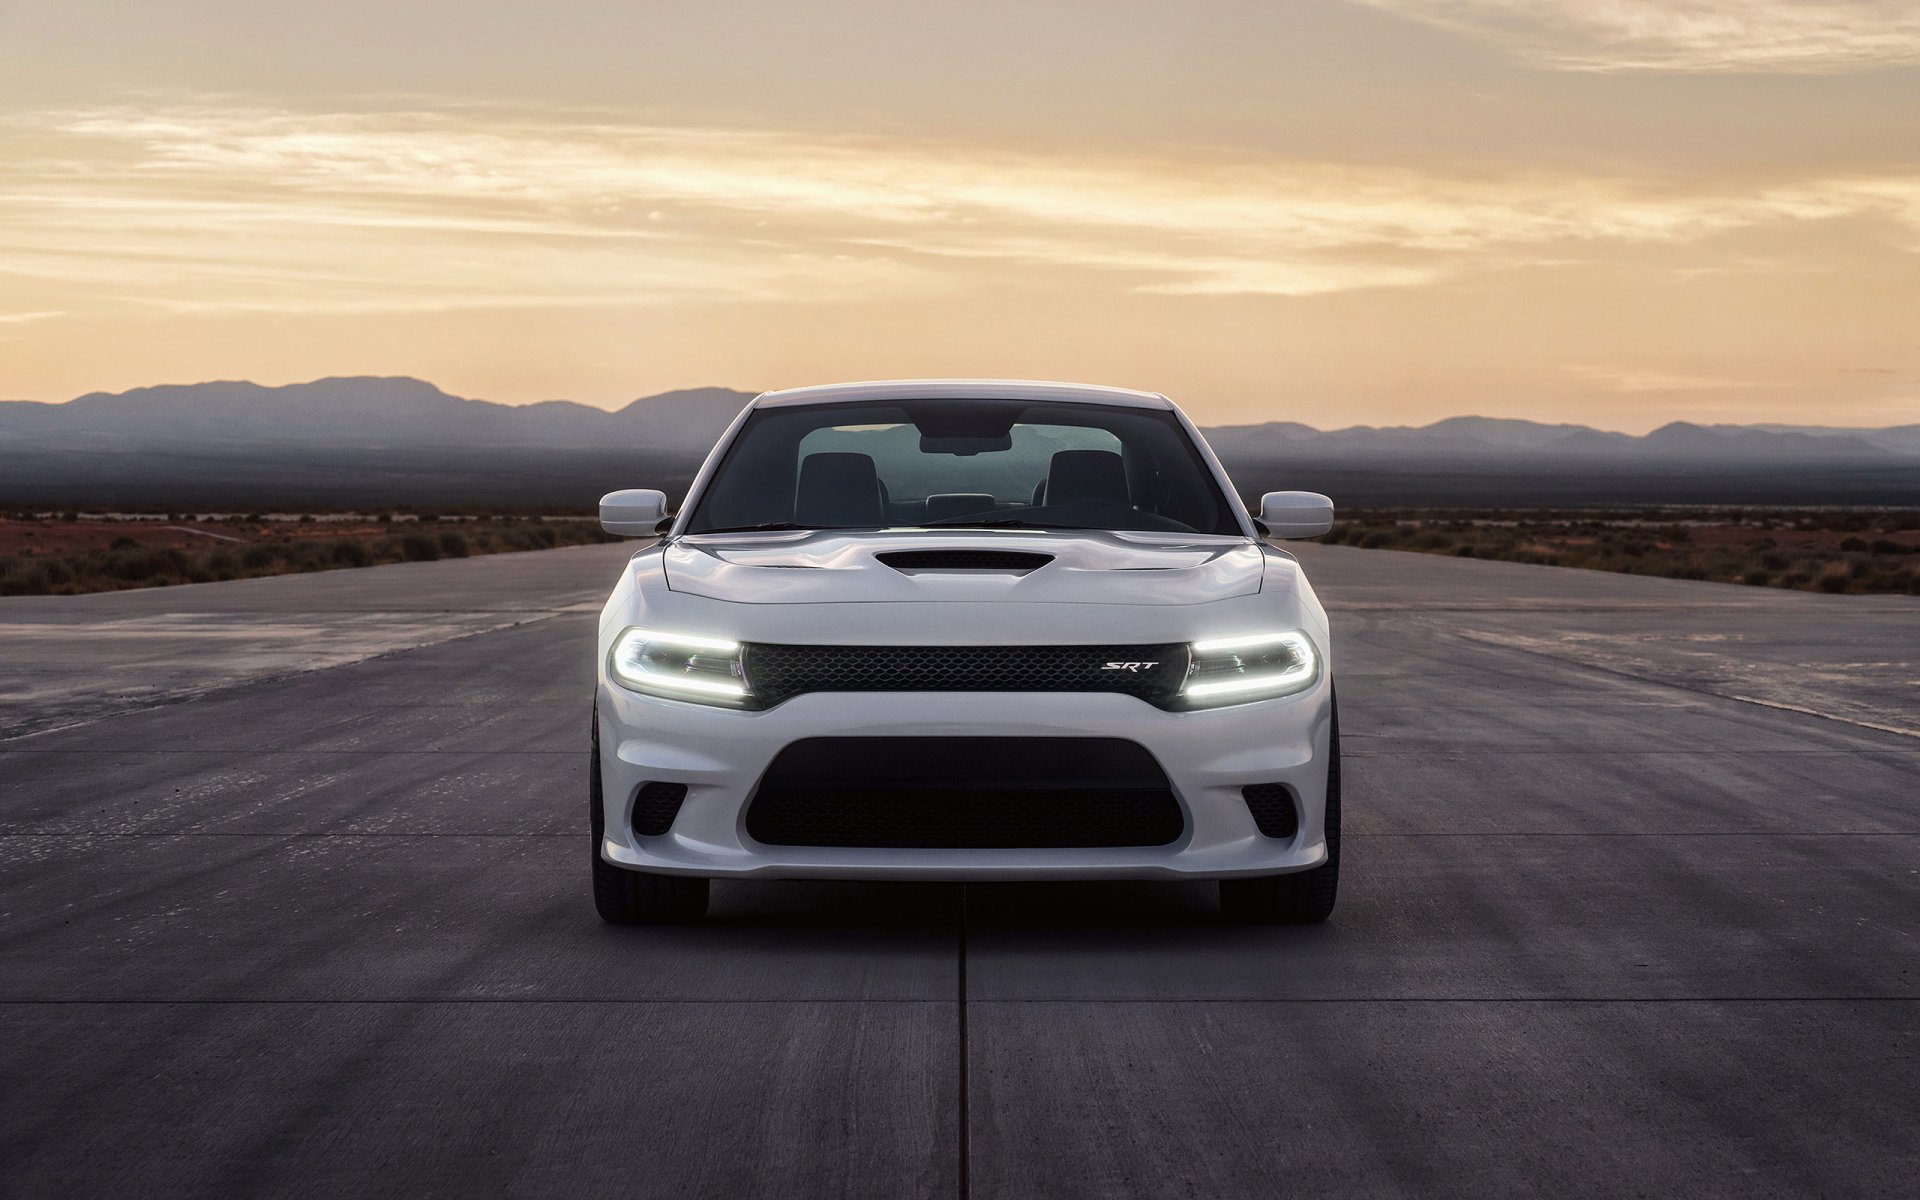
[[1219, 694, 1340, 924], [590, 706, 709, 924]]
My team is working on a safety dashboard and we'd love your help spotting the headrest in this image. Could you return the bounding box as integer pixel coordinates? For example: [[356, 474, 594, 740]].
[[795, 452, 883, 527], [923, 493, 996, 522], [1045, 449, 1129, 508]]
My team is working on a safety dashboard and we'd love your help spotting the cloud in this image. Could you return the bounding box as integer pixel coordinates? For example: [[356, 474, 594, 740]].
[[1352, 0, 1920, 73], [2, 101, 1919, 318], [1567, 366, 1758, 392]]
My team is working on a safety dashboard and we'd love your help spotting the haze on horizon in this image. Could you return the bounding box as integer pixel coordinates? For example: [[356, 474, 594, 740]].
[[2, 0, 1918, 433]]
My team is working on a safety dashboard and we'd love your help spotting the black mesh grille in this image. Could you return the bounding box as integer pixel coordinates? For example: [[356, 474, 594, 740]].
[[630, 781, 689, 837], [876, 549, 1053, 573], [743, 643, 1188, 708], [1242, 783, 1299, 839], [745, 737, 1183, 849]]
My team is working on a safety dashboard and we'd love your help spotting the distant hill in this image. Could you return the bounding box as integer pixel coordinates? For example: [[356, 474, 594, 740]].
[[1203, 416, 1912, 463], [1, 377, 1916, 508], [1746, 423, 1920, 455], [1203, 414, 1920, 507], [0, 377, 756, 458]]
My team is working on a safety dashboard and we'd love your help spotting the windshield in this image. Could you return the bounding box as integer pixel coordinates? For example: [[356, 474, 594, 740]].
[[682, 399, 1241, 536]]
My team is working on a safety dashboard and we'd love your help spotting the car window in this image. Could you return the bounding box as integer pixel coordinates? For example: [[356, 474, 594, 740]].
[[684, 399, 1239, 535]]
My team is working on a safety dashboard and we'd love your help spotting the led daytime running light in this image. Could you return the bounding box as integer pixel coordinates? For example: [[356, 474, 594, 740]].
[[1191, 632, 1306, 653], [1180, 629, 1318, 706], [609, 626, 750, 704]]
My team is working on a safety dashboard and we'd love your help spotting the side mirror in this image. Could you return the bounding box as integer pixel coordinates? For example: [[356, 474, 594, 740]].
[[1256, 491, 1334, 539], [599, 489, 669, 537]]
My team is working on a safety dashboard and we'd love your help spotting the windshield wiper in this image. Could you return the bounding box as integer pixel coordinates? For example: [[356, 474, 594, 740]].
[[689, 522, 826, 534], [921, 517, 1082, 530]]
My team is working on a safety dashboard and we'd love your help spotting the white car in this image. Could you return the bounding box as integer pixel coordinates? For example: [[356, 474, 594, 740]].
[[592, 380, 1339, 924]]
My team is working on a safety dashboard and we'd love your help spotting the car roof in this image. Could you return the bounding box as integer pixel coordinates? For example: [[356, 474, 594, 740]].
[[753, 379, 1173, 410]]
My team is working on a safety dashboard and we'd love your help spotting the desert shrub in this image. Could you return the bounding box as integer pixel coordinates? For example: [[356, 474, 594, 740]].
[[331, 540, 370, 568], [1871, 539, 1908, 555], [1454, 544, 1476, 557], [1741, 569, 1772, 586], [401, 533, 440, 562], [1839, 537, 1869, 552], [2, 562, 52, 594], [109, 536, 139, 550], [108, 548, 188, 582], [438, 532, 470, 558]]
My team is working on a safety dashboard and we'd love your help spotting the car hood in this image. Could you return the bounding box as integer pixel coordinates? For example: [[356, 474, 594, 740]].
[[661, 529, 1265, 606]]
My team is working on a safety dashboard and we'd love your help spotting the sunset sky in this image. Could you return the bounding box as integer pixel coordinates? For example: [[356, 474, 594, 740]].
[[2, 0, 1918, 430]]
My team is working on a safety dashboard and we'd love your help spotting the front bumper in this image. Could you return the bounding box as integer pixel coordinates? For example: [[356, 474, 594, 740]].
[[595, 675, 1334, 881]]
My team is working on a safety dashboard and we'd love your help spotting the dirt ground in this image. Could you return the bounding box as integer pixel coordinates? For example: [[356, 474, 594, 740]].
[[0, 516, 396, 556]]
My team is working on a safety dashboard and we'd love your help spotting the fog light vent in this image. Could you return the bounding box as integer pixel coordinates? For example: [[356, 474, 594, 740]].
[[1242, 783, 1299, 839], [631, 782, 689, 837]]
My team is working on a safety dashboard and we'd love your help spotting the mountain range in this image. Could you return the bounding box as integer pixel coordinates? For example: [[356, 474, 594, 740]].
[[2, 376, 1916, 508], [0, 377, 758, 455], [1204, 414, 1920, 462]]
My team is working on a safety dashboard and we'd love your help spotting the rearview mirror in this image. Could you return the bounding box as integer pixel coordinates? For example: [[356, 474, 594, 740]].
[[599, 489, 669, 537], [1256, 491, 1334, 539], [920, 434, 1013, 455]]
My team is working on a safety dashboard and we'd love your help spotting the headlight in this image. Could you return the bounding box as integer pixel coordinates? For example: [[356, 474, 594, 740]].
[[608, 627, 752, 706], [1181, 630, 1319, 707]]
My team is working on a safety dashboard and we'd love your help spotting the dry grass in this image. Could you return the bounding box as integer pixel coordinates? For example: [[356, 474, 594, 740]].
[[0, 513, 620, 596], [1316, 509, 1920, 596]]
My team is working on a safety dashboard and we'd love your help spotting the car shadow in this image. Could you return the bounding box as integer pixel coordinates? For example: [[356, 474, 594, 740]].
[[704, 877, 1265, 931]]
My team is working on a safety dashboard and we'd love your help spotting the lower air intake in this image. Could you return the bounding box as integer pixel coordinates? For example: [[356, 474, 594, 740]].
[[630, 781, 689, 837], [1241, 783, 1299, 839], [746, 736, 1184, 849]]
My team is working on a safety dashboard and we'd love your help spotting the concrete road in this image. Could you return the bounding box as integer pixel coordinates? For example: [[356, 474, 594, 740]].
[[0, 543, 620, 739], [2, 544, 1915, 1198]]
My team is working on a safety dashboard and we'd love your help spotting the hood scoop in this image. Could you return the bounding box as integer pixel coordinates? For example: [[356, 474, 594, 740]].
[[665, 530, 1268, 605], [876, 549, 1053, 575]]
